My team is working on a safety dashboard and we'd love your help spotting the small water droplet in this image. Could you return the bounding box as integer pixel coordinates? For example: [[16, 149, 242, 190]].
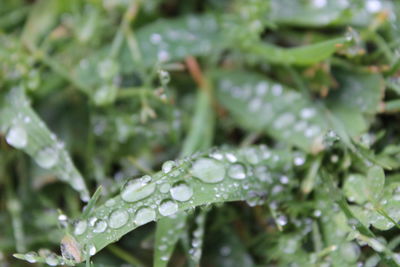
[[158, 70, 170, 85], [87, 244, 97, 256], [6, 125, 28, 148], [109, 209, 129, 229], [93, 219, 107, 233], [276, 215, 288, 227], [25, 252, 37, 263], [134, 206, 156, 225], [158, 199, 178, 216], [227, 163, 247, 180], [74, 220, 87, 235], [159, 183, 171, 193], [45, 253, 59, 266], [121, 175, 155, 203], [162, 160, 175, 174], [192, 158, 225, 183], [170, 182, 193, 202], [34, 146, 59, 169]]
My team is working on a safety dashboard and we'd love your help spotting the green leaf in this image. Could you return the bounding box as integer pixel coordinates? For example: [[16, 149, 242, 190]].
[[215, 70, 328, 153], [246, 37, 347, 65], [215, 69, 383, 153], [154, 212, 187, 267], [343, 166, 384, 204], [0, 87, 89, 201], [59, 145, 291, 262], [122, 14, 220, 70], [269, 0, 349, 27]]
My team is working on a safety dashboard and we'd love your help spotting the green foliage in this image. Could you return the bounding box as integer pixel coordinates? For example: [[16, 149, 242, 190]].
[[1, 0, 400, 266]]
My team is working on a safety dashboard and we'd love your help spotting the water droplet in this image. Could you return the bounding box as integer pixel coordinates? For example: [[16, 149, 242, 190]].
[[6, 125, 28, 148], [74, 220, 87, 235], [225, 153, 237, 163], [98, 58, 118, 81], [293, 154, 306, 166], [121, 175, 155, 203], [25, 252, 37, 263], [192, 158, 225, 183], [109, 209, 129, 229], [158, 70, 170, 85], [276, 215, 288, 227], [45, 253, 59, 266], [300, 108, 316, 119], [339, 242, 360, 263], [34, 146, 59, 169], [368, 238, 385, 252], [158, 50, 170, 62], [170, 182, 193, 202], [243, 147, 261, 164], [158, 199, 178, 216], [159, 183, 171, 193], [87, 244, 96, 256], [227, 163, 247, 180], [134, 206, 156, 225], [150, 33, 162, 44], [162, 160, 175, 174], [366, 0, 382, 13], [93, 220, 107, 233]]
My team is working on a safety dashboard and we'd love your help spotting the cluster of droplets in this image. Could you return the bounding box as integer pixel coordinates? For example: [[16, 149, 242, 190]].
[[218, 75, 326, 143], [138, 14, 218, 65], [72, 146, 294, 258], [189, 212, 206, 261], [93, 58, 120, 106], [15, 249, 71, 266], [0, 36, 41, 91], [2, 87, 89, 201]]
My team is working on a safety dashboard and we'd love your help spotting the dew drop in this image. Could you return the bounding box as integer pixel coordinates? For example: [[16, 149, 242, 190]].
[[25, 252, 37, 263], [227, 163, 247, 180], [6, 125, 28, 148], [109, 209, 129, 229], [121, 175, 155, 203], [45, 253, 59, 266], [158, 70, 170, 85], [34, 146, 59, 169], [87, 244, 97, 256], [93, 219, 107, 233], [192, 158, 225, 183], [162, 160, 175, 174], [134, 206, 156, 225], [276, 215, 288, 227], [170, 182, 193, 202], [158, 199, 178, 216], [74, 220, 87, 235], [159, 183, 171, 193], [243, 147, 261, 164]]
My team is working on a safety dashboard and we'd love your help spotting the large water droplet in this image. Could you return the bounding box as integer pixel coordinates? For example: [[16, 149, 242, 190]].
[[74, 220, 87, 235], [227, 163, 247, 180], [121, 175, 155, 203], [6, 125, 28, 148], [109, 209, 129, 229], [34, 146, 59, 169], [170, 182, 193, 202], [93, 219, 107, 233], [134, 206, 156, 225], [158, 199, 178, 216], [192, 158, 225, 183]]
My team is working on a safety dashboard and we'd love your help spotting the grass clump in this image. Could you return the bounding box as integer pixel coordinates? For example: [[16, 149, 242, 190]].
[[1, 0, 400, 266]]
